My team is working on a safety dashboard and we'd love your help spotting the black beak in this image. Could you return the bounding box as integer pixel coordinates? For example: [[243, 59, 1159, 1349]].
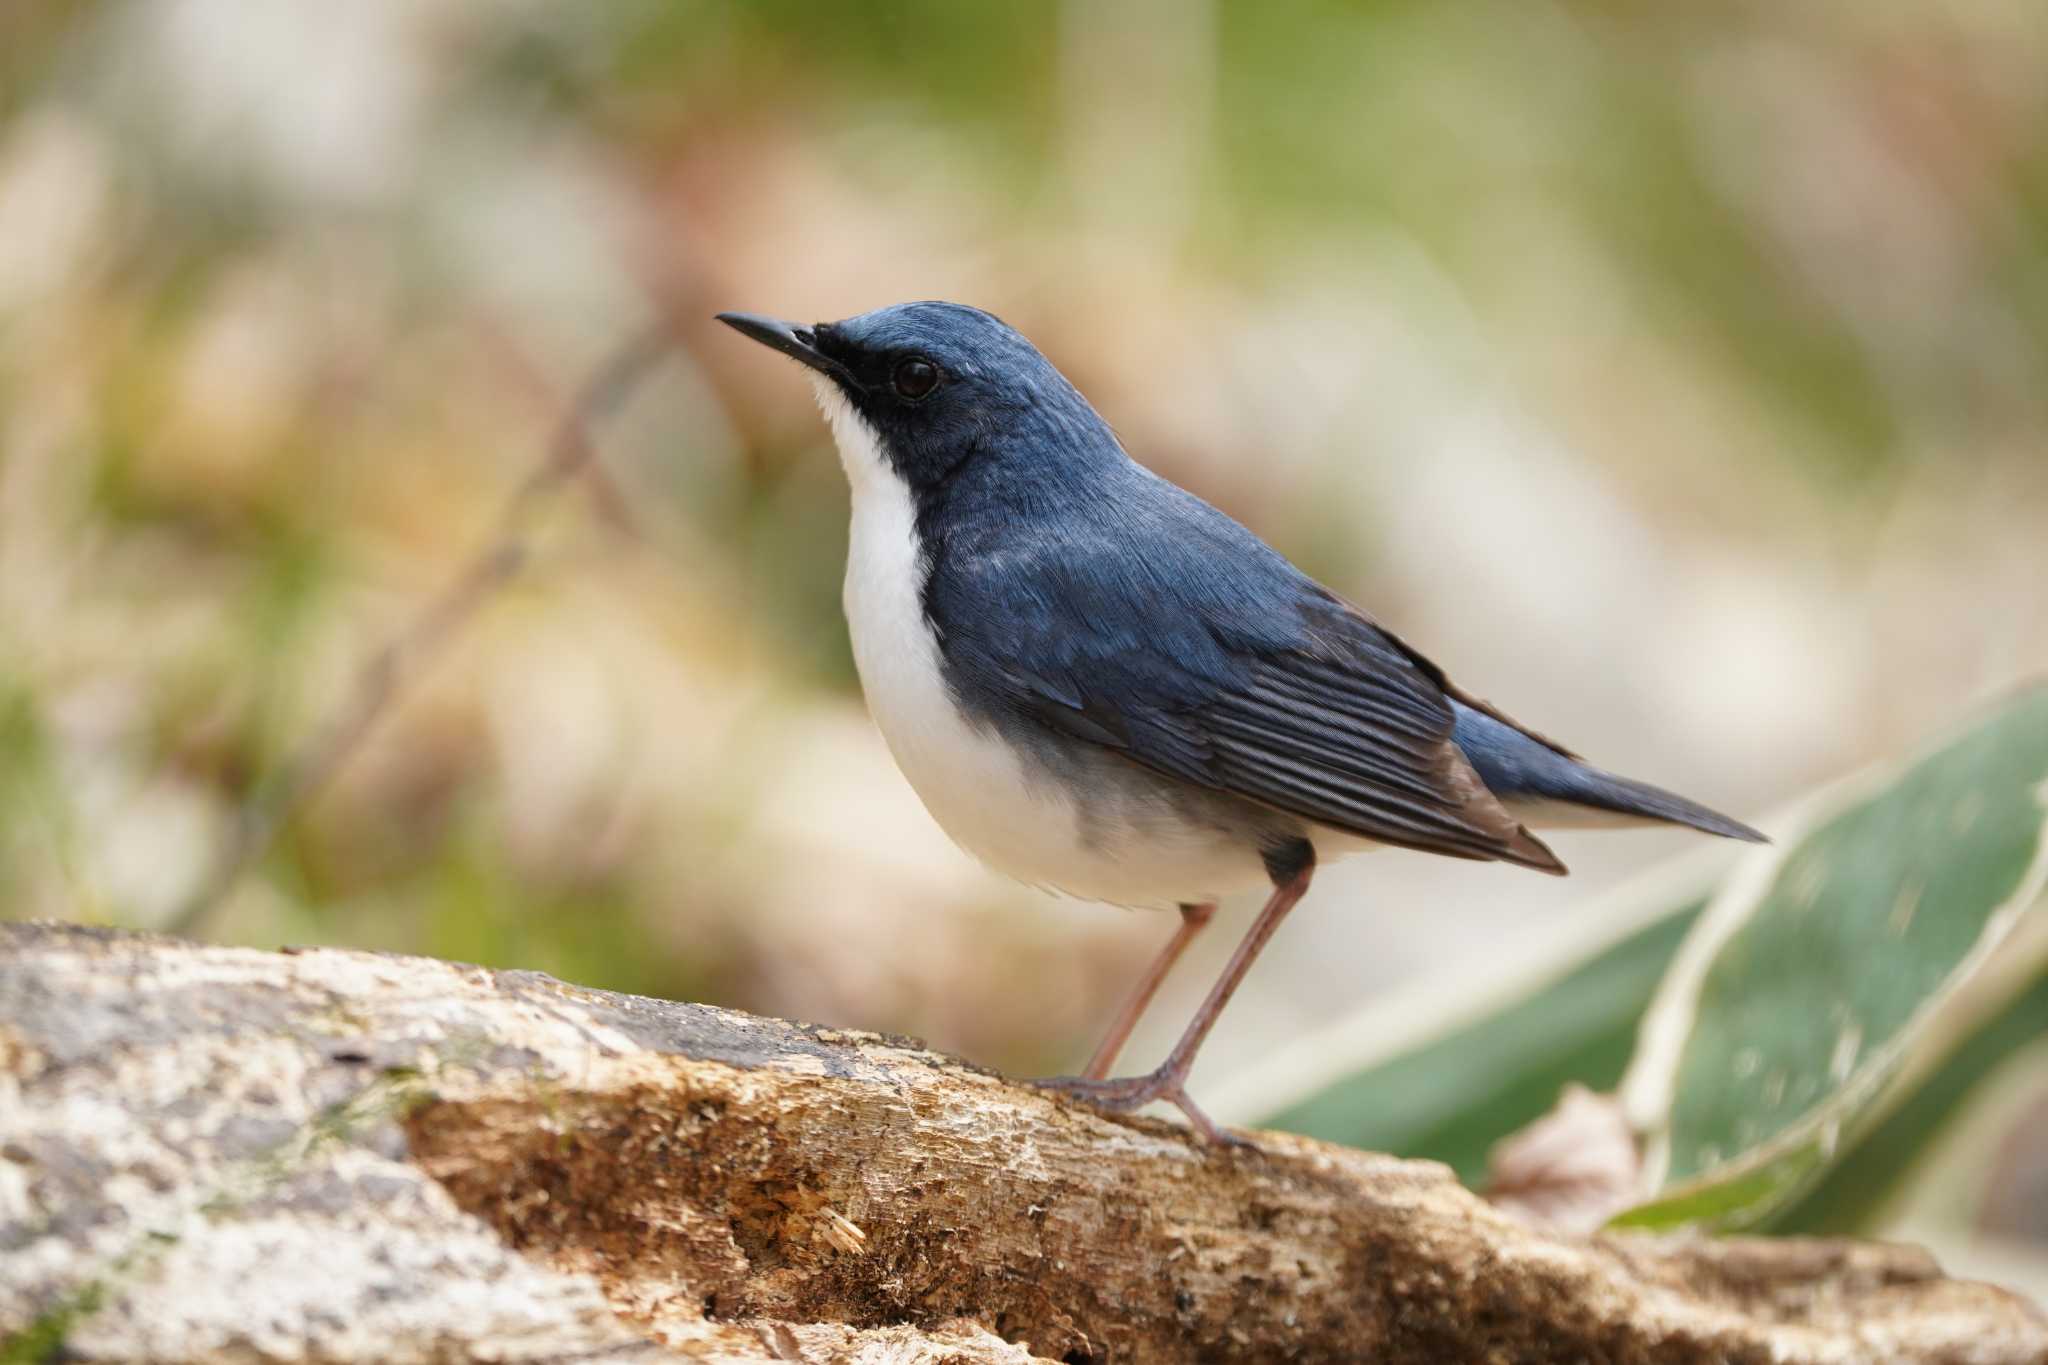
[[715, 311, 856, 386]]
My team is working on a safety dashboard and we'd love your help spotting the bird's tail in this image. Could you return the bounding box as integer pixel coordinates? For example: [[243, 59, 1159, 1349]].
[[1450, 701, 1766, 843]]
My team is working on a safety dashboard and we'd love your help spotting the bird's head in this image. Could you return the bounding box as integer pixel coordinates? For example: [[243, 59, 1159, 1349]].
[[717, 301, 1109, 493]]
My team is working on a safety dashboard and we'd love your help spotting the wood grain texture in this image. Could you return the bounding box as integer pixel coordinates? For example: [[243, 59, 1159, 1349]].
[[2, 922, 2042, 1363]]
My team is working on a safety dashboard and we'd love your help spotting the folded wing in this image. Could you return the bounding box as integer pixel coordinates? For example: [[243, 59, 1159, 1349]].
[[931, 490, 1565, 874]]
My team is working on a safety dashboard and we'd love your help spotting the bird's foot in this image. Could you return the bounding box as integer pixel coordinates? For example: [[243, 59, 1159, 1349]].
[[1033, 1068, 1250, 1148]]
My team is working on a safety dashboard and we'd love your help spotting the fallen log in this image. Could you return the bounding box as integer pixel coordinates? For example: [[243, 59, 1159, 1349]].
[[2, 922, 2041, 1363]]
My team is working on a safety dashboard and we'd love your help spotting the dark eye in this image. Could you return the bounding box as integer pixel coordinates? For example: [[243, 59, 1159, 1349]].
[[892, 356, 939, 400]]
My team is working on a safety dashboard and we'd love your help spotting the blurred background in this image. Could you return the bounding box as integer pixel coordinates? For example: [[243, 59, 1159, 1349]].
[[2, 0, 2044, 1106]]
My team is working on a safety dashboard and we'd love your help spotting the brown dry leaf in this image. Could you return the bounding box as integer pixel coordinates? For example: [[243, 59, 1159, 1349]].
[[1980, 1088, 2048, 1244], [1486, 1083, 1646, 1232]]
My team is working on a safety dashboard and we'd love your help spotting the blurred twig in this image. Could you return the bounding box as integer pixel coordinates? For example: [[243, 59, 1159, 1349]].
[[485, 321, 649, 543], [165, 322, 679, 939]]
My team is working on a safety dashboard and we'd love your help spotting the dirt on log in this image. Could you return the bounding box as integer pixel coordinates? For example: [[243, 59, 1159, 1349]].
[[2, 923, 2043, 1364]]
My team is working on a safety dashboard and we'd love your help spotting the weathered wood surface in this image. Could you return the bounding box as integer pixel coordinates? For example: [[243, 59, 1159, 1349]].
[[2, 922, 2043, 1363]]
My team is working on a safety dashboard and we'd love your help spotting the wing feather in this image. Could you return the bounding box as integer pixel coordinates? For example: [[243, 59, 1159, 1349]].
[[926, 470, 1566, 875]]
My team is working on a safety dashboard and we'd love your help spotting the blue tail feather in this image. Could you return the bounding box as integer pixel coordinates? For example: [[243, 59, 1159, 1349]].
[[1450, 701, 1767, 843]]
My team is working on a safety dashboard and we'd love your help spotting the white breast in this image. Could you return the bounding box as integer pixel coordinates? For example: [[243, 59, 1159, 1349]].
[[812, 380, 1273, 908]]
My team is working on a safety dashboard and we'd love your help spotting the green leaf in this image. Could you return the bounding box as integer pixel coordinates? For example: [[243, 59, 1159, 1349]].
[[1610, 1145, 1829, 1231], [1218, 849, 1731, 1184], [1616, 685, 2048, 1231], [1771, 931, 2048, 1235]]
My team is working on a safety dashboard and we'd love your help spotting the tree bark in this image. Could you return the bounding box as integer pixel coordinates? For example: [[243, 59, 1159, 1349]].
[[2, 923, 2042, 1364]]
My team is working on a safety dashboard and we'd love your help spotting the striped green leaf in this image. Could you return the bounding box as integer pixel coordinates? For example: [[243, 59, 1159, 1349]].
[[1615, 686, 2048, 1230]]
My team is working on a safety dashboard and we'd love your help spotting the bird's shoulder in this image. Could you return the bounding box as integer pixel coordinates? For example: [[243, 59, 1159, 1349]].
[[925, 463, 1320, 680]]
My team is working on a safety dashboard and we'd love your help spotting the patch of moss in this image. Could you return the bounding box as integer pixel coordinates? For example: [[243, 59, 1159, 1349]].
[[1, 1282, 106, 1365]]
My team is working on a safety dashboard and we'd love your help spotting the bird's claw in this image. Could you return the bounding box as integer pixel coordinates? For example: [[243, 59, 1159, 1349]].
[[1033, 1069, 1251, 1148]]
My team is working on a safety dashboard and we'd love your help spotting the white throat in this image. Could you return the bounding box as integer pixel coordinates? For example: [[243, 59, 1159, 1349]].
[[812, 379, 1044, 881], [811, 376, 898, 497]]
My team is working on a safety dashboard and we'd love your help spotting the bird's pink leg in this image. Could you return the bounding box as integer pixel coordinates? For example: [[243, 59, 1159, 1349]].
[[1081, 901, 1216, 1081], [1041, 855, 1315, 1144]]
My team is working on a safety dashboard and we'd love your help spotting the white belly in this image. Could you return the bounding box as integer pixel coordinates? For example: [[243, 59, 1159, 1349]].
[[817, 380, 1272, 908]]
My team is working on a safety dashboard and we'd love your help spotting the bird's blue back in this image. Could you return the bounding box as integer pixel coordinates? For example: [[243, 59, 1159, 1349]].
[[925, 444, 1350, 715]]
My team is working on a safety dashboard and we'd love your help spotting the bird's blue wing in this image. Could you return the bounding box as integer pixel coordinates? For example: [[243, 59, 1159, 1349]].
[[928, 477, 1564, 873]]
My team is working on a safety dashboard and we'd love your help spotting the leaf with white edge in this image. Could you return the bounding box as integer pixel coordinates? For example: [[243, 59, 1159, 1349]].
[[1773, 915, 2048, 1235], [1615, 685, 2048, 1232]]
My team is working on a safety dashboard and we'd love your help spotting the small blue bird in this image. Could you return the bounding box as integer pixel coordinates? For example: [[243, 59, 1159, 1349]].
[[718, 301, 1763, 1142]]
